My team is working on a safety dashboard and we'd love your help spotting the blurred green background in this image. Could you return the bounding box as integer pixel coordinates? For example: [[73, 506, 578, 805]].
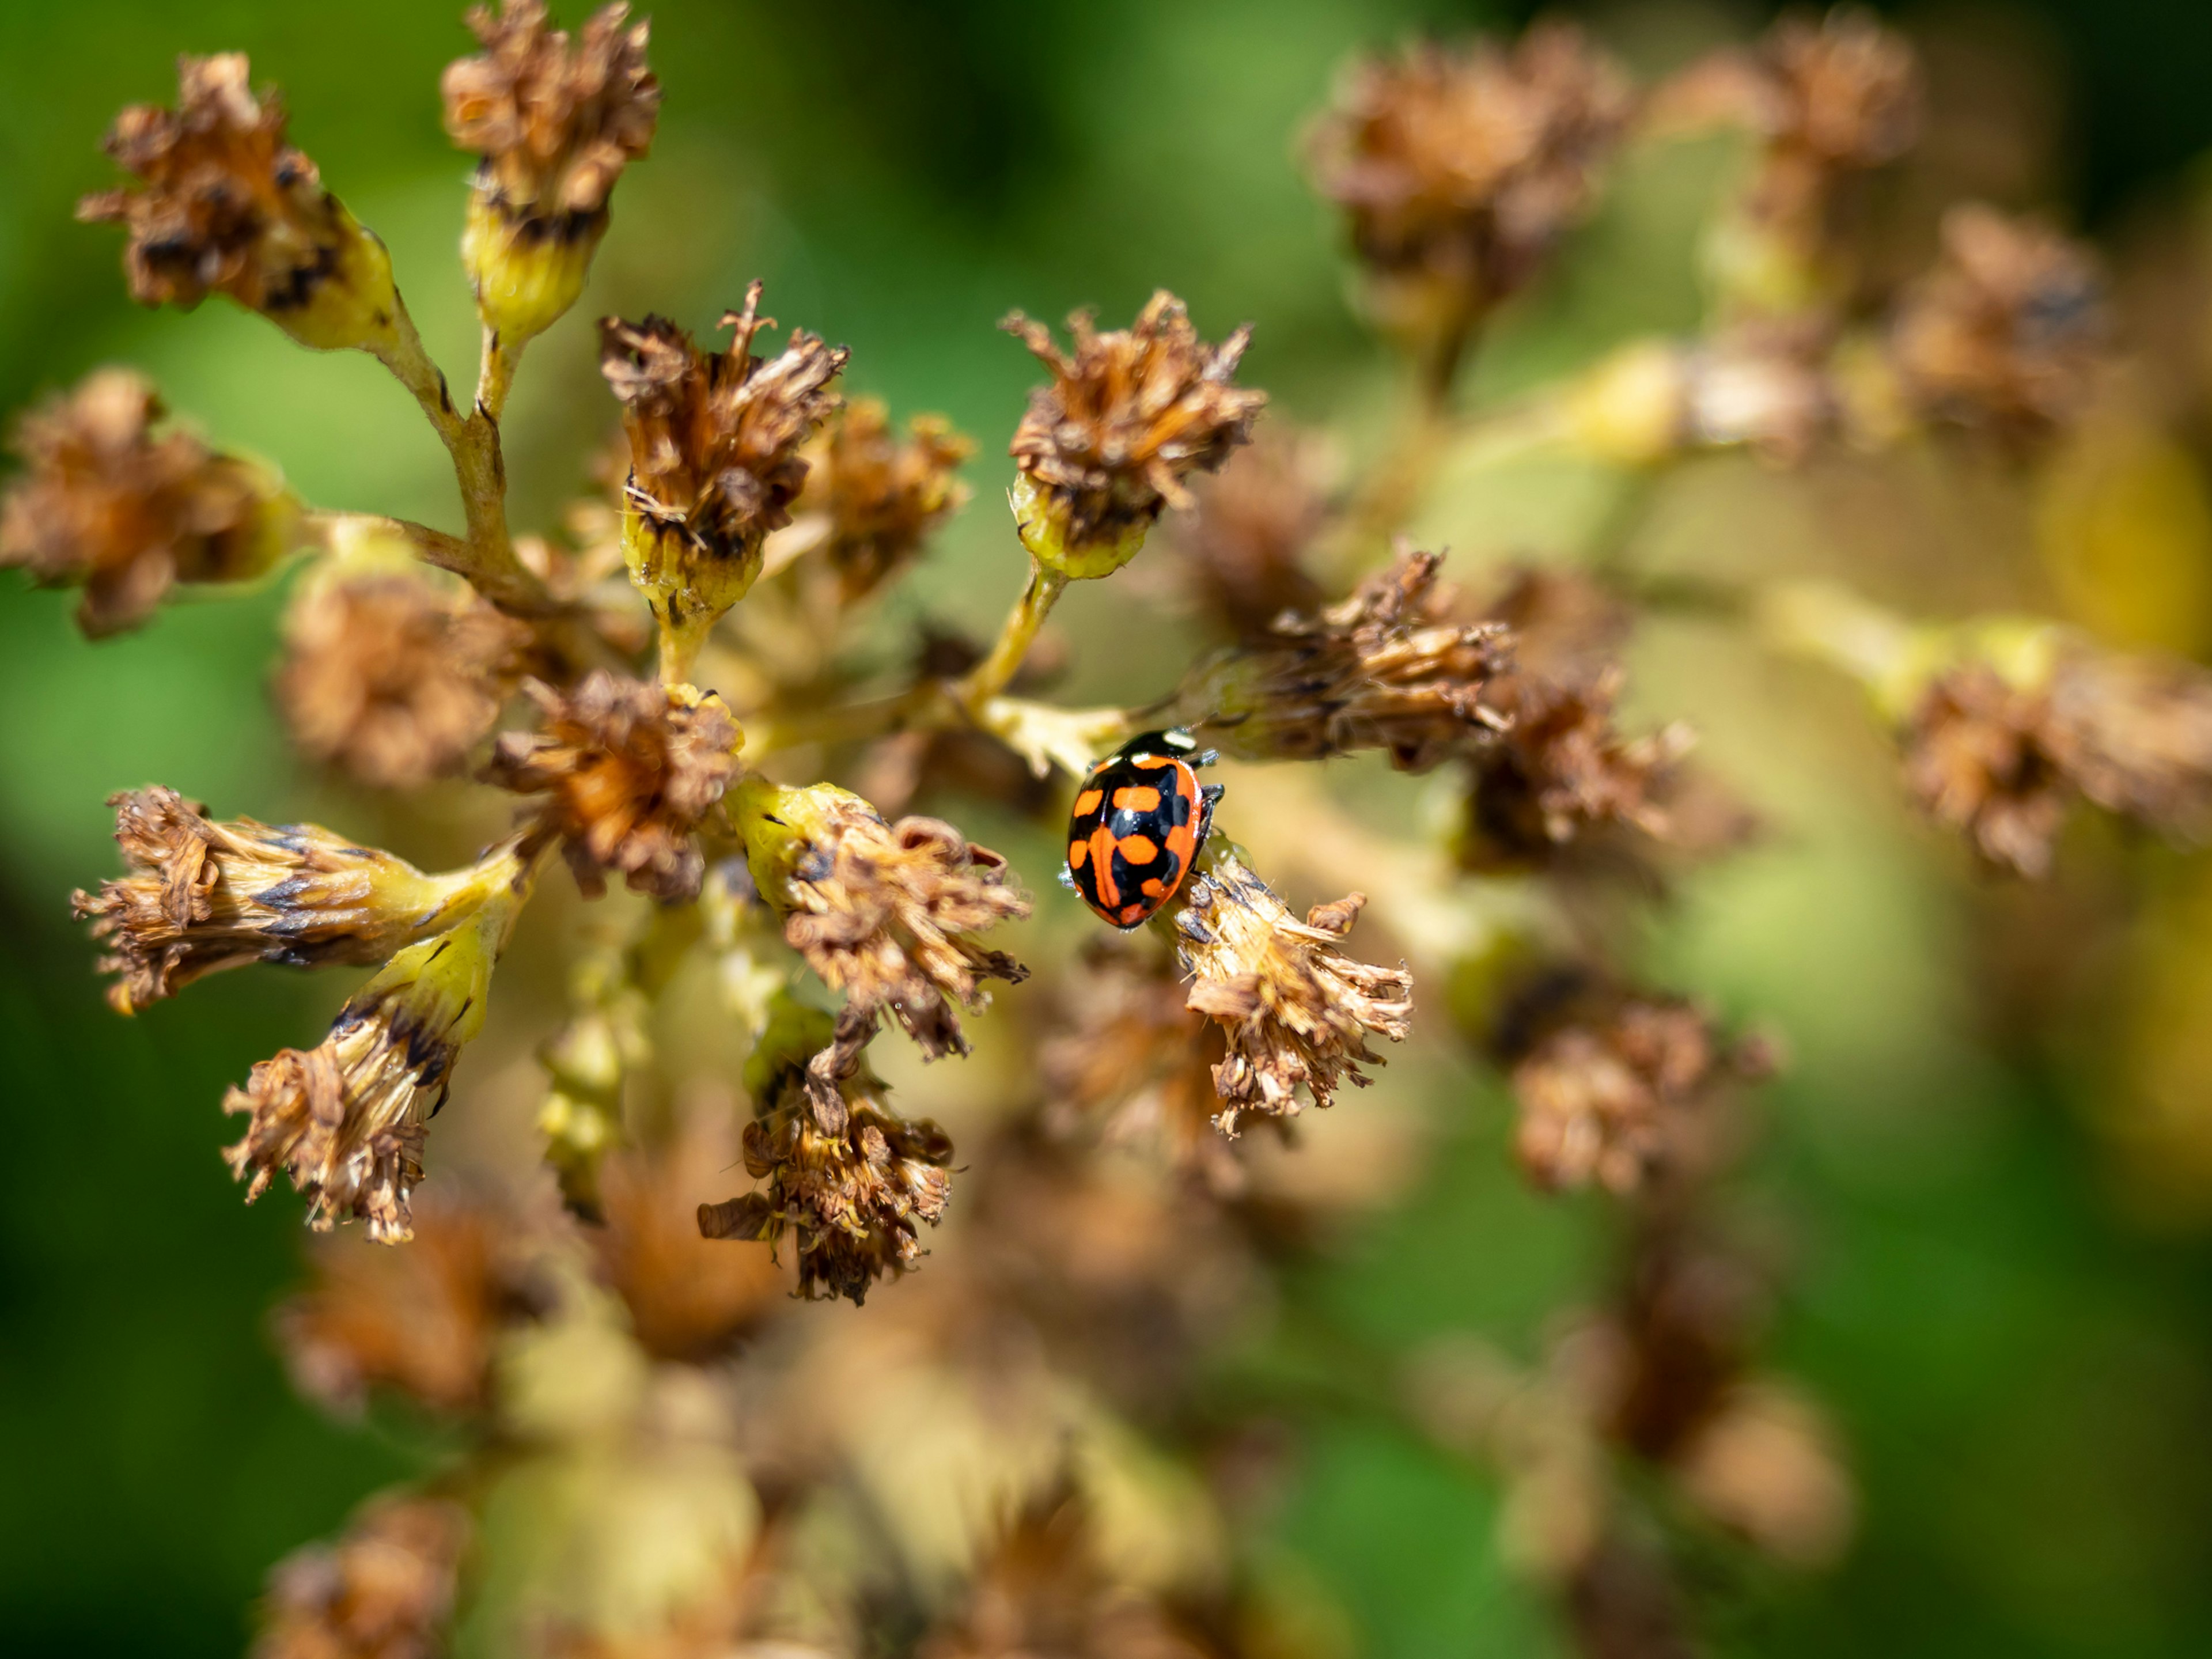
[[7, 1, 2212, 1654]]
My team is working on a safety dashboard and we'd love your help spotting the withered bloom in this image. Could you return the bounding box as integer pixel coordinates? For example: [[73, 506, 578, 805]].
[[1, 369, 296, 637], [443, 0, 660, 346], [277, 1188, 546, 1416], [1165, 424, 1334, 642], [485, 669, 741, 900], [72, 787, 522, 1013], [278, 559, 529, 789], [1178, 548, 1510, 771], [2049, 648, 2212, 836], [799, 397, 973, 604], [1003, 290, 1266, 577], [225, 875, 532, 1243], [1170, 848, 1412, 1132], [733, 778, 1031, 1059], [1462, 666, 1692, 869], [1499, 983, 1768, 1195], [1310, 24, 1632, 382], [1901, 662, 2070, 878], [599, 285, 847, 674], [1890, 203, 2107, 448], [699, 1002, 954, 1305], [79, 54, 404, 353], [252, 1494, 469, 1659]]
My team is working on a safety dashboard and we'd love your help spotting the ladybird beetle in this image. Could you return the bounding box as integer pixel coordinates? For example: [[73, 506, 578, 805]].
[[1061, 729, 1224, 929]]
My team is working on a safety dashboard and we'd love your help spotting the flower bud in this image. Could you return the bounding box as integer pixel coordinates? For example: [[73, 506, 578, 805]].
[[1, 369, 298, 637], [442, 1, 660, 347], [599, 285, 847, 676], [79, 54, 410, 356], [732, 778, 1030, 1058], [223, 859, 536, 1241], [73, 787, 529, 1013], [1003, 291, 1265, 578]]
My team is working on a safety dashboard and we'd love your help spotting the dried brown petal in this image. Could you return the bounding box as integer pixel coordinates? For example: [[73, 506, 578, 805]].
[[1311, 24, 1632, 314], [700, 1006, 953, 1305], [442, 0, 659, 222], [1171, 850, 1412, 1132], [1891, 203, 2107, 448], [278, 563, 529, 789], [485, 670, 741, 900], [1, 369, 293, 637], [1180, 548, 1510, 770], [734, 781, 1031, 1059], [276, 1187, 547, 1416], [70, 787, 514, 1013], [252, 1494, 469, 1659], [797, 396, 973, 604], [1003, 290, 1265, 568], [78, 55, 399, 349], [1902, 662, 2070, 878]]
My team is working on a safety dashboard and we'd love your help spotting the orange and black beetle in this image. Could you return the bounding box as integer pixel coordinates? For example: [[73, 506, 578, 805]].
[[1062, 729, 1224, 929]]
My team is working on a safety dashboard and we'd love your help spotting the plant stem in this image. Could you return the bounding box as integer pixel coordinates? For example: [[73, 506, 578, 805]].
[[475, 325, 523, 425], [953, 556, 1069, 714], [304, 509, 473, 571]]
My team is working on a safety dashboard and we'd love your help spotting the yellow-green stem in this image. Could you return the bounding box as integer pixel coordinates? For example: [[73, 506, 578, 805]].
[[954, 557, 1068, 714], [475, 325, 524, 425], [304, 509, 474, 577]]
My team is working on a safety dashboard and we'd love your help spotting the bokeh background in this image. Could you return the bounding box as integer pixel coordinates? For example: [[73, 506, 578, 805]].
[[7, 1, 2212, 1654]]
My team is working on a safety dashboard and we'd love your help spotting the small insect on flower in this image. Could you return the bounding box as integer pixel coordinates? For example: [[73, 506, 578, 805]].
[[1062, 729, 1224, 929]]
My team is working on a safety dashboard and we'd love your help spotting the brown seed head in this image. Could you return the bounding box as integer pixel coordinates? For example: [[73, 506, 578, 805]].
[[734, 779, 1031, 1059], [1891, 204, 2108, 447], [1171, 849, 1413, 1133], [1503, 987, 1767, 1195], [276, 1187, 547, 1418], [1902, 662, 2070, 878], [485, 670, 741, 901], [699, 1005, 955, 1305], [442, 0, 659, 224], [71, 787, 509, 1013], [600, 285, 848, 565], [1181, 548, 1511, 771], [252, 1494, 469, 1659], [1311, 23, 1633, 307], [78, 55, 378, 324], [1, 369, 292, 637], [1003, 290, 1266, 566], [799, 397, 974, 604], [278, 563, 530, 789], [1164, 424, 1334, 642], [2048, 647, 2212, 838]]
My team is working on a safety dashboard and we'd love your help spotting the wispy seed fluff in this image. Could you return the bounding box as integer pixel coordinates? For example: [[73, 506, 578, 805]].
[[1169, 846, 1412, 1133]]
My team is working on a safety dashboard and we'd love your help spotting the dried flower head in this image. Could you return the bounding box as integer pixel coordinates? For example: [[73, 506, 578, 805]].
[[593, 1113, 789, 1361], [1901, 662, 2070, 878], [1890, 204, 2107, 446], [1461, 665, 1693, 870], [1164, 424, 1334, 642], [276, 1187, 547, 1416], [734, 778, 1031, 1059], [252, 1494, 469, 1659], [2049, 647, 2212, 837], [444, 1, 659, 343], [486, 670, 741, 900], [1003, 290, 1266, 575], [225, 878, 531, 1242], [1, 369, 296, 637], [278, 559, 529, 789], [1499, 984, 1767, 1195], [1685, 317, 1845, 463], [79, 54, 403, 353], [1310, 24, 1632, 363], [600, 286, 847, 672], [1169, 847, 1412, 1132], [798, 397, 974, 604], [1179, 548, 1510, 771], [72, 787, 522, 1013], [699, 1001, 955, 1305]]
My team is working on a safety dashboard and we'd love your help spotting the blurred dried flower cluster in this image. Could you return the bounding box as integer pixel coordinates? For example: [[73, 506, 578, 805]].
[[16, 3, 2212, 1654]]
